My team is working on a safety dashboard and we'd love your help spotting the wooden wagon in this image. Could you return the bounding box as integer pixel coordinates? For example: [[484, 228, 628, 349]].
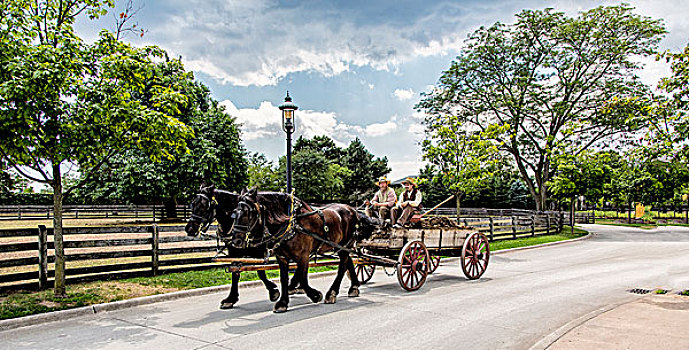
[[212, 220, 490, 293], [351, 224, 491, 291]]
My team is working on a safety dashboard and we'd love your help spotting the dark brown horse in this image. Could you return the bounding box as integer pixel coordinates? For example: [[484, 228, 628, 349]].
[[185, 185, 281, 308], [228, 187, 377, 312]]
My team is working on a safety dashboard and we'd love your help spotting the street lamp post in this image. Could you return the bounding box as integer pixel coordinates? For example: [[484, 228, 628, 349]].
[[279, 91, 298, 193]]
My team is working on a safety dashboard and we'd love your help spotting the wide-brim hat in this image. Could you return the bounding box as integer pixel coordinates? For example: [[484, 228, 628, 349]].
[[375, 176, 390, 185], [401, 177, 417, 187]]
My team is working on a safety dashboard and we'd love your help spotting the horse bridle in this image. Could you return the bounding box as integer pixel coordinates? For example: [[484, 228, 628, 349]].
[[189, 193, 217, 234], [228, 195, 262, 247]]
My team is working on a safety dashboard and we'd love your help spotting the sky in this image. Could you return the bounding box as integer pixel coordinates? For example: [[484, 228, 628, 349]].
[[76, 0, 689, 182]]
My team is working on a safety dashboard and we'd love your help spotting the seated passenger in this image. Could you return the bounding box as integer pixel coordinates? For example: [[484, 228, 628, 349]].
[[365, 176, 396, 222], [392, 177, 422, 228]]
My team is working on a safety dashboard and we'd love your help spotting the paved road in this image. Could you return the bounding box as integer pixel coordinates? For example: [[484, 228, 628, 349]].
[[3, 225, 689, 350]]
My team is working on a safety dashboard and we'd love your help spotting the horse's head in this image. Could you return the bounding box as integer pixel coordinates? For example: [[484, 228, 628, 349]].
[[185, 184, 217, 237], [227, 187, 261, 248], [356, 212, 381, 240]]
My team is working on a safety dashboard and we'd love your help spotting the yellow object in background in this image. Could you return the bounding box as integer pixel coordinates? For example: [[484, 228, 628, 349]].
[[635, 202, 645, 219]]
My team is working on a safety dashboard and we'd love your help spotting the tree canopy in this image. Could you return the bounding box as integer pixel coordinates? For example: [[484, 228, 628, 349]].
[[417, 5, 666, 210], [0, 0, 193, 296], [73, 63, 248, 216]]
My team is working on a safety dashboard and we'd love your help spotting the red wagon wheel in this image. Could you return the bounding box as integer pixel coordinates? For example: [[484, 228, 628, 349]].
[[427, 254, 441, 274], [355, 264, 375, 284], [460, 232, 490, 280], [397, 240, 429, 291]]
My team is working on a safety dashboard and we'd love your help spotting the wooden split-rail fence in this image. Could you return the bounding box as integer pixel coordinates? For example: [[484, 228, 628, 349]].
[[0, 224, 219, 293], [0, 210, 564, 293]]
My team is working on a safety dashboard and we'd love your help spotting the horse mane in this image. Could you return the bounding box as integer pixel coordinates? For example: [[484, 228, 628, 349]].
[[257, 192, 313, 225], [214, 189, 239, 208]]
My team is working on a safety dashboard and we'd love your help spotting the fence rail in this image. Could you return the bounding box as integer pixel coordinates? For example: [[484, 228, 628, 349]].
[[0, 204, 190, 221], [0, 209, 565, 293], [0, 224, 219, 293]]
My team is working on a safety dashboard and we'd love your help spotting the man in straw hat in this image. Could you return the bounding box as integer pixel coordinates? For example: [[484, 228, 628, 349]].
[[365, 176, 396, 221], [392, 177, 423, 228]]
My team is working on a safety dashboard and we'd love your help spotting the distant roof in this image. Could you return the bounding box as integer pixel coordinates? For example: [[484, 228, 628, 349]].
[[391, 175, 418, 186]]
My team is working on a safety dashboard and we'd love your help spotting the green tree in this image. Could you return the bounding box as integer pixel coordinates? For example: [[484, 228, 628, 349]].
[[417, 5, 665, 210], [549, 151, 613, 230], [285, 136, 388, 201], [342, 138, 389, 201], [0, 1, 192, 296], [247, 152, 284, 192], [74, 68, 248, 216], [422, 116, 499, 218]]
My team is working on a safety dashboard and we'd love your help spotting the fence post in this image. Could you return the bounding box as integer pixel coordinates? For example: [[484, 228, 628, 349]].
[[153, 206, 157, 222], [546, 215, 550, 235], [38, 225, 48, 290], [151, 224, 159, 276], [511, 216, 517, 239], [531, 216, 535, 237], [489, 217, 494, 241], [559, 212, 564, 233], [18, 208, 21, 220]]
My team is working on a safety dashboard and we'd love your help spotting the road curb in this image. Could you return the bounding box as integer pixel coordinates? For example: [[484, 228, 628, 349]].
[[0, 270, 336, 332], [0, 233, 591, 332], [492, 232, 592, 255], [528, 298, 637, 350]]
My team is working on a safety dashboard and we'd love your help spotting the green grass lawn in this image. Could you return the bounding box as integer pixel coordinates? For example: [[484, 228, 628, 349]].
[[0, 229, 588, 320]]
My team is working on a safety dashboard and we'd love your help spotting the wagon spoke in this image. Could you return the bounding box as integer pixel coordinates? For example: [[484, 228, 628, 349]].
[[404, 268, 413, 286]]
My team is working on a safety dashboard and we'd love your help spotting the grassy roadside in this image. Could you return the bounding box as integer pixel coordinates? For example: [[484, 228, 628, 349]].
[[0, 229, 588, 320]]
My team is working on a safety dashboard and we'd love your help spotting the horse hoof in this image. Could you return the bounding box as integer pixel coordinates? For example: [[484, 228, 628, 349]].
[[324, 291, 337, 304], [273, 303, 288, 313], [220, 302, 235, 309], [269, 290, 280, 302], [309, 291, 323, 303], [288, 288, 304, 295], [348, 287, 360, 297]]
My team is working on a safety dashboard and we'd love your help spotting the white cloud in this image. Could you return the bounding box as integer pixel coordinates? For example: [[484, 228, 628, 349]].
[[222, 98, 406, 144], [393, 88, 415, 101], [365, 121, 397, 137], [142, 1, 490, 86], [408, 123, 425, 135]]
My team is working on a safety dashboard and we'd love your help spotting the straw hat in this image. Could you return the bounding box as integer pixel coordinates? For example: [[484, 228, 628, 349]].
[[401, 177, 417, 187], [375, 176, 391, 185]]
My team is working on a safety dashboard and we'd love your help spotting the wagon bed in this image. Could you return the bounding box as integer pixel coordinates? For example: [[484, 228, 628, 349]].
[[352, 223, 490, 291]]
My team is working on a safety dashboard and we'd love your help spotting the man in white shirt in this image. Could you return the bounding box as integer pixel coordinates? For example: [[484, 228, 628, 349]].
[[364, 176, 396, 221], [392, 177, 422, 228]]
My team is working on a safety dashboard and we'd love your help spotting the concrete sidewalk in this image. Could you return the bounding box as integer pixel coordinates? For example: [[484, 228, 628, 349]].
[[545, 293, 689, 349]]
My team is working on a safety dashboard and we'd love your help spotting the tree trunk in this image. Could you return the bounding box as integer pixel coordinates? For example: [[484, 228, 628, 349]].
[[455, 192, 463, 222], [570, 196, 575, 235], [164, 195, 178, 219], [628, 201, 632, 224], [52, 162, 66, 298]]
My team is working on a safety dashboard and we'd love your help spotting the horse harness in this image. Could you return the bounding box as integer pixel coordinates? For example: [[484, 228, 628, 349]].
[[231, 194, 356, 258], [190, 193, 218, 235]]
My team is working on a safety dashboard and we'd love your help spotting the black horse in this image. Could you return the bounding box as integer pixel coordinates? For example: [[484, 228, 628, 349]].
[[185, 185, 281, 308], [227, 187, 377, 312]]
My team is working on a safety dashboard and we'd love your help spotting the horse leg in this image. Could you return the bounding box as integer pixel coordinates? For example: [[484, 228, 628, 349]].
[[273, 256, 291, 313], [220, 271, 241, 309], [295, 255, 323, 304], [288, 274, 304, 295], [257, 270, 280, 302], [345, 255, 361, 297], [324, 251, 349, 304]]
